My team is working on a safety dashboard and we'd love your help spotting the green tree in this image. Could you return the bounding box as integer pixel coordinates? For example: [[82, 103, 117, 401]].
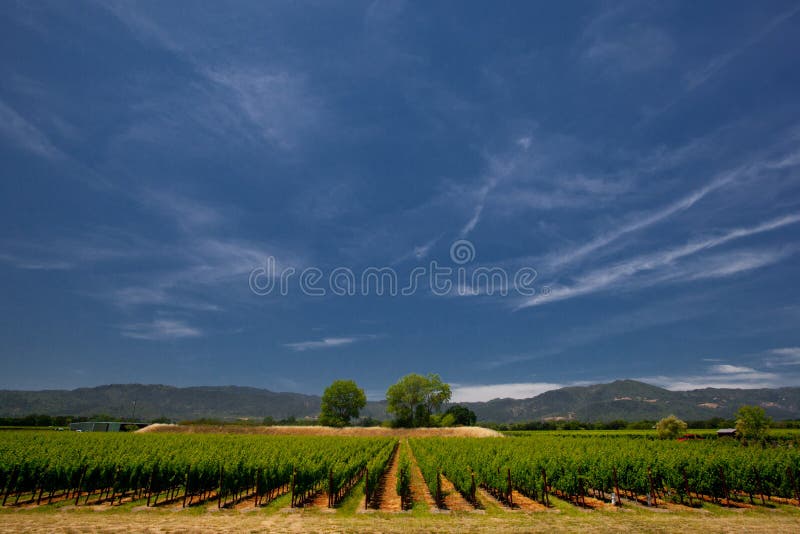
[[386, 373, 451, 427], [655, 415, 687, 439], [443, 405, 477, 426], [319, 379, 367, 427], [735, 405, 771, 441]]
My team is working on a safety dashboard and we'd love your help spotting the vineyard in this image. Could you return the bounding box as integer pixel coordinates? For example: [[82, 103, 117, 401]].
[[409, 435, 800, 509], [2, 430, 800, 524], [0, 432, 393, 509]]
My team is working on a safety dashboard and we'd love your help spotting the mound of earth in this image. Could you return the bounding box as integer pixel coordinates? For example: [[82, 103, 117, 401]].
[[137, 424, 502, 437]]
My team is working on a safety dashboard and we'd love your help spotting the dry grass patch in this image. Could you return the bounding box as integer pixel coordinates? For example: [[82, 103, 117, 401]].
[[138, 424, 502, 438]]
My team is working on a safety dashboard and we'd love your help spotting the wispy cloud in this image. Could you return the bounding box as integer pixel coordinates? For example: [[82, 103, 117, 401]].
[[641, 4, 800, 123], [582, 22, 674, 75], [284, 335, 375, 352], [482, 293, 714, 369], [545, 171, 736, 270], [520, 213, 800, 309], [0, 98, 63, 160], [203, 68, 321, 150], [684, 4, 800, 91], [100, 4, 321, 152], [120, 318, 202, 341], [765, 347, 800, 367], [0, 252, 73, 271], [141, 189, 225, 231]]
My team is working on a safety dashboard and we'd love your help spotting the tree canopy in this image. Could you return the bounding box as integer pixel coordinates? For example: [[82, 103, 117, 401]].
[[443, 405, 477, 426], [655, 415, 687, 439], [386, 373, 451, 427], [319, 379, 367, 427], [735, 405, 771, 441]]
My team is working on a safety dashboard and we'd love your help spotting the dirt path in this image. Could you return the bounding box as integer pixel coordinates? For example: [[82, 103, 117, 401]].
[[439, 474, 475, 511], [476, 487, 549, 512], [373, 444, 403, 511]]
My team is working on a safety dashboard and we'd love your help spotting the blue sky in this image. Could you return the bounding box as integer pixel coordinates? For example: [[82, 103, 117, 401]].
[[2, 1, 800, 401]]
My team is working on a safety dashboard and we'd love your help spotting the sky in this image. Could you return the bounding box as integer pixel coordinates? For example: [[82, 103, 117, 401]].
[[1, 1, 800, 402]]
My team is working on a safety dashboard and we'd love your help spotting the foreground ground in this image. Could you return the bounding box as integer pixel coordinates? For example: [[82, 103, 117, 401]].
[[3, 493, 800, 533]]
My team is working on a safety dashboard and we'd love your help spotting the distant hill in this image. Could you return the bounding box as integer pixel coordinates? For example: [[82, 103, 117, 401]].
[[461, 380, 800, 422], [1, 380, 799, 423]]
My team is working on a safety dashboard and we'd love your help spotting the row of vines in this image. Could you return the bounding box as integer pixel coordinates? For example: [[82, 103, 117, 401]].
[[410, 436, 800, 507], [0, 432, 394, 508]]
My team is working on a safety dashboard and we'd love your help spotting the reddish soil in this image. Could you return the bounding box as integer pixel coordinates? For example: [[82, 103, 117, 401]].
[[438, 475, 475, 511], [509, 489, 549, 512], [373, 444, 403, 511]]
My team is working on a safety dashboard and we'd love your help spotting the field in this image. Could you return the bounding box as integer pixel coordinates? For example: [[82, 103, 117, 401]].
[[2, 428, 800, 532]]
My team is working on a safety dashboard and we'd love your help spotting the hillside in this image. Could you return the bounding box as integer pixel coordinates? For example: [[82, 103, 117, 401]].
[[463, 380, 800, 422], [1, 380, 799, 422]]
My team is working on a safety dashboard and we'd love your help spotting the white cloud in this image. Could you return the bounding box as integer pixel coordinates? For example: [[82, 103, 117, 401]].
[[451, 382, 563, 402], [121, 318, 203, 340], [710, 364, 758, 374], [284, 336, 366, 352], [637, 362, 785, 390]]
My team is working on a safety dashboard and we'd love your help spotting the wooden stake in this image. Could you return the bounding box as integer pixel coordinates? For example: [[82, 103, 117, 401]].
[[541, 469, 550, 506], [719, 467, 730, 506], [74, 466, 87, 506], [507, 468, 513, 507], [217, 465, 224, 509], [682, 468, 692, 506]]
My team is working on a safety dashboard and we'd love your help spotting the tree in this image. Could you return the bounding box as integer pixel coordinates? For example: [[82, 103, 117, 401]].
[[443, 405, 477, 426], [735, 405, 771, 441], [386, 373, 451, 427], [656, 415, 687, 439], [319, 380, 366, 427]]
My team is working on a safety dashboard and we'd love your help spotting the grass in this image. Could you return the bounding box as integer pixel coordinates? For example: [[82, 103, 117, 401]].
[[4, 503, 800, 533]]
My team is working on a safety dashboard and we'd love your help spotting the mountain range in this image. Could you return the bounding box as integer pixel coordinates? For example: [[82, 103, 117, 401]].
[[1, 380, 799, 423]]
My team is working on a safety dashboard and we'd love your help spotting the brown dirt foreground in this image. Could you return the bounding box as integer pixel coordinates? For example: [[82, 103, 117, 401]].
[[138, 424, 503, 437], [3, 509, 800, 533]]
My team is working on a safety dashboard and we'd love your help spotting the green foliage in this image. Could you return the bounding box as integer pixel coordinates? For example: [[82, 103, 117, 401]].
[[736, 405, 771, 441], [0, 431, 394, 506], [385, 373, 451, 427], [395, 446, 412, 509], [410, 434, 800, 505], [656, 415, 688, 439], [444, 405, 477, 426], [319, 380, 367, 427]]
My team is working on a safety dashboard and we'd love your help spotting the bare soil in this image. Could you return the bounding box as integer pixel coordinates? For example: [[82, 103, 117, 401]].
[[438, 475, 476, 511], [138, 424, 502, 437], [373, 444, 403, 511]]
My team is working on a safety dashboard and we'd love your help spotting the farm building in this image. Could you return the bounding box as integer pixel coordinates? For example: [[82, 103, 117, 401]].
[[716, 428, 737, 437], [68, 421, 149, 432]]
